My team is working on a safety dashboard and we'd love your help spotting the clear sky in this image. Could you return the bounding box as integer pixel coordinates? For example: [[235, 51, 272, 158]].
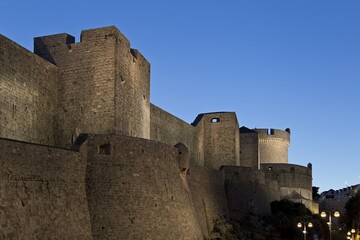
[[1, 0, 359, 192]]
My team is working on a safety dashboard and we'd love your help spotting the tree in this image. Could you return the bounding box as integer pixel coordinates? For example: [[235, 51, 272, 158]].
[[344, 191, 360, 230], [270, 200, 318, 239], [312, 186, 320, 201]]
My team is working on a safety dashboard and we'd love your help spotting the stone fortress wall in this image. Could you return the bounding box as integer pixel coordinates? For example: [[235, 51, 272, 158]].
[[255, 128, 290, 164], [0, 26, 317, 239], [0, 34, 58, 145], [0, 138, 92, 239]]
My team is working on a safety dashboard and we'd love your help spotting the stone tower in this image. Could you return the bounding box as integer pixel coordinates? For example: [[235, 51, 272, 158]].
[[240, 128, 290, 166], [255, 128, 290, 164], [34, 26, 150, 148], [192, 112, 240, 170]]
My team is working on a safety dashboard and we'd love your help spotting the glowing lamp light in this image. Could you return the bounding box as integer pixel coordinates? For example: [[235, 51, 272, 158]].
[[320, 211, 326, 218], [297, 223, 302, 228], [308, 222, 313, 228], [333, 211, 340, 217]]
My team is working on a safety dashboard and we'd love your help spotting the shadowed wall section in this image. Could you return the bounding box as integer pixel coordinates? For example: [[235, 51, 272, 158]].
[[150, 104, 203, 166], [188, 166, 229, 238], [223, 166, 280, 219]]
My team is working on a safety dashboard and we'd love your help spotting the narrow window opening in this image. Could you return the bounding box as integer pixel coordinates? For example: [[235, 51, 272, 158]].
[[211, 118, 220, 123], [98, 143, 111, 155]]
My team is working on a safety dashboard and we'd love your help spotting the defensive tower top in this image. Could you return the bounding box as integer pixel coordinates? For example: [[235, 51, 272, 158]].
[[254, 128, 290, 144]]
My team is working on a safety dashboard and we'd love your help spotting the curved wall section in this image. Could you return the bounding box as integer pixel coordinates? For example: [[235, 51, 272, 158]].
[[255, 129, 290, 164], [83, 134, 203, 240], [261, 163, 315, 212]]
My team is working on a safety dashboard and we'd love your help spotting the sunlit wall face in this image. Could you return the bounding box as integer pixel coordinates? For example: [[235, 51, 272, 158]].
[[0, 35, 58, 145]]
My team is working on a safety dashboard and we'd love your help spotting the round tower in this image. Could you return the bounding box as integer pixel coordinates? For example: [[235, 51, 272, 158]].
[[255, 128, 290, 164]]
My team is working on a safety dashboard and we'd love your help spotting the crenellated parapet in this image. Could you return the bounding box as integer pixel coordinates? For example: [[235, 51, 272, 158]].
[[254, 128, 290, 164], [255, 128, 290, 144], [34, 26, 151, 148]]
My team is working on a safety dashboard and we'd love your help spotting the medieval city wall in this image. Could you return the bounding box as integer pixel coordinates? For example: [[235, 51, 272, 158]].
[[34, 26, 151, 148], [255, 128, 290, 164], [34, 29, 117, 148], [82, 134, 203, 240], [0, 26, 318, 239], [193, 112, 240, 170], [223, 166, 280, 219], [261, 163, 316, 212], [0, 35, 58, 146], [0, 137, 92, 239], [150, 104, 203, 166], [113, 28, 151, 139], [188, 166, 229, 238], [239, 127, 259, 169]]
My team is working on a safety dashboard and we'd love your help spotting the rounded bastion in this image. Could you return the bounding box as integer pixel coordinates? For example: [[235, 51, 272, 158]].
[[254, 128, 290, 164], [82, 134, 203, 239]]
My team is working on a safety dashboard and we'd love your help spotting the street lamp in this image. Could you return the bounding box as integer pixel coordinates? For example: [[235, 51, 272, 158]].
[[320, 210, 340, 240], [347, 229, 356, 240], [297, 222, 313, 240]]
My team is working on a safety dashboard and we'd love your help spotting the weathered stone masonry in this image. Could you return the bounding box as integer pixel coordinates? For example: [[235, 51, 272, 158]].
[[0, 26, 317, 239]]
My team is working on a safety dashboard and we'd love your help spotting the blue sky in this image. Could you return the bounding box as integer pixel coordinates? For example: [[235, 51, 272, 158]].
[[1, 0, 359, 192]]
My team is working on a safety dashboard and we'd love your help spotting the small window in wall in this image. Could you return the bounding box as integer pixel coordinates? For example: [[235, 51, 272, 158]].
[[211, 118, 220, 123], [98, 143, 111, 155], [268, 167, 272, 171]]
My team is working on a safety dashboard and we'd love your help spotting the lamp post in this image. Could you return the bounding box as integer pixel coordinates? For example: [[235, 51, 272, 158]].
[[320, 210, 340, 240], [347, 229, 356, 240], [297, 222, 313, 240]]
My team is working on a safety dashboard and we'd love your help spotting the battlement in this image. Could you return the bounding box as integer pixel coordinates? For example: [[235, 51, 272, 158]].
[[34, 26, 130, 48], [261, 163, 312, 176], [34, 33, 75, 46], [254, 128, 290, 142], [80, 26, 130, 45]]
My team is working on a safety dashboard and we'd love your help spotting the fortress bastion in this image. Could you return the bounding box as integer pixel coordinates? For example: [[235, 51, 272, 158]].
[[0, 26, 318, 239]]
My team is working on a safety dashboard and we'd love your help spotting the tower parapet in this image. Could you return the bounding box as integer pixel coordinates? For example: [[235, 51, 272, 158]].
[[254, 128, 290, 164], [193, 112, 240, 170], [34, 26, 150, 148]]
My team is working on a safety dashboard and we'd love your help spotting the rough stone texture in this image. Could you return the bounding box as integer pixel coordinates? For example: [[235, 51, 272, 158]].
[[0, 138, 92, 239], [83, 134, 203, 240], [188, 166, 229, 238], [113, 29, 150, 139], [255, 128, 290, 164], [0, 26, 318, 239], [0, 35, 58, 145], [239, 127, 259, 169], [193, 112, 240, 170], [150, 104, 203, 166], [261, 163, 315, 212], [223, 166, 280, 219], [34, 26, 150, 148]]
